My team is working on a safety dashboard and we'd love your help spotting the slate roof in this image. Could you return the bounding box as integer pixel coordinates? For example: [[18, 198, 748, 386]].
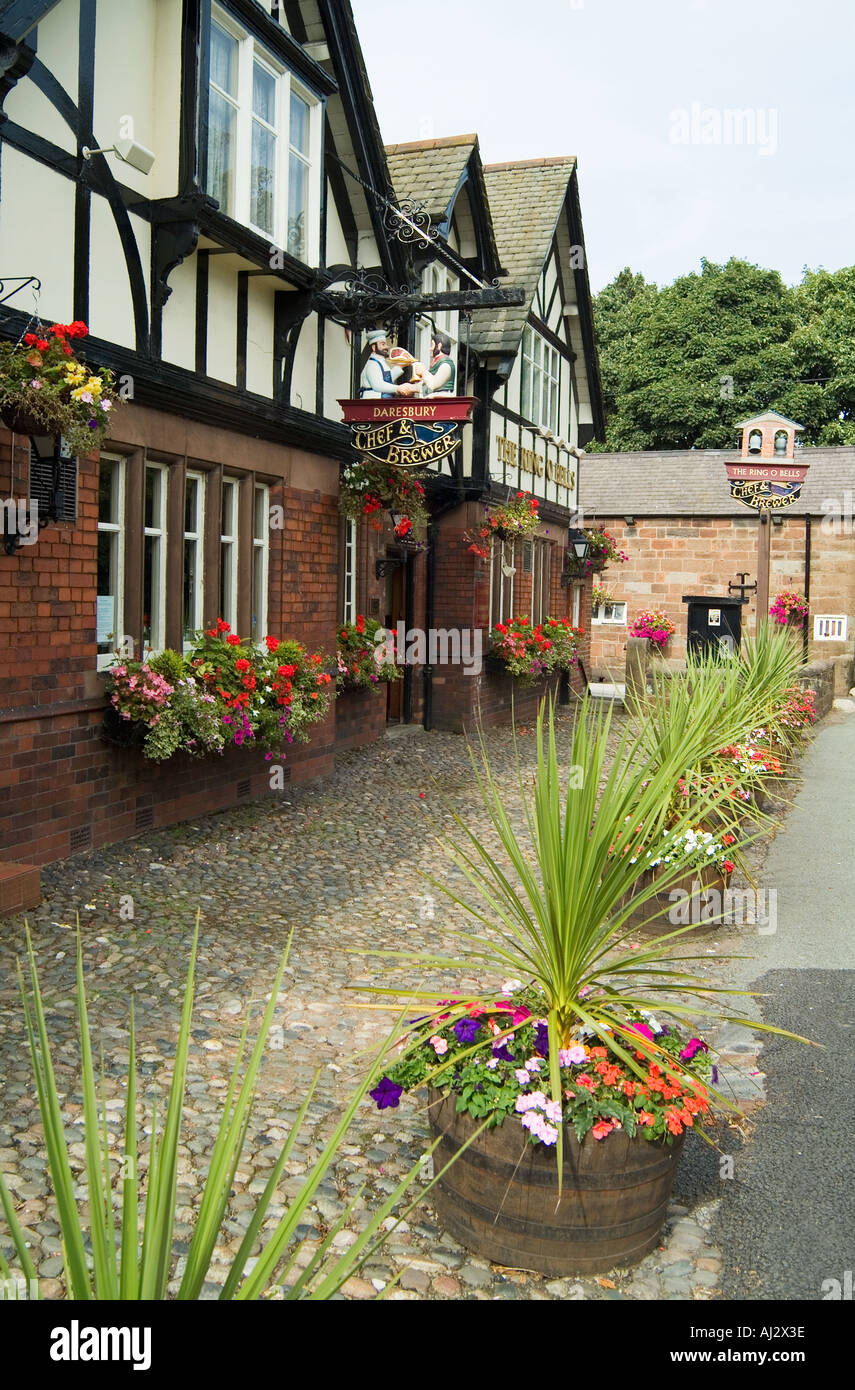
[[468, 158, 577, 358], [579, 447, 855, 518], [385, 134, 479, 219]]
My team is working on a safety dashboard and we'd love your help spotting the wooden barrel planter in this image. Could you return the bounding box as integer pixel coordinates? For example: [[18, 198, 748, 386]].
[[619, 861, 728, 936], [427, 1088, 684, 1275]]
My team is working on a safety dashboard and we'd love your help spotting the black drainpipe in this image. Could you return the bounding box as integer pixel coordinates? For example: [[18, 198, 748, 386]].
[[803, 515, 812, 663], [423, 516, 436, 730]]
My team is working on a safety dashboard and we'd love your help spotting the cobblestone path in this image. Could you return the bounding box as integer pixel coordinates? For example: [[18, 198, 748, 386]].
[[0, 711, 777, 1300]]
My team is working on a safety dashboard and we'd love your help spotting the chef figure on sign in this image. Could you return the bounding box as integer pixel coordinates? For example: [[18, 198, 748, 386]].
[[359, 330, 420, 399]]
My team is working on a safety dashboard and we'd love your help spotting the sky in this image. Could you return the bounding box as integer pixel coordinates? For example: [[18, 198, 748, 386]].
[[351, 0, 855, 294]]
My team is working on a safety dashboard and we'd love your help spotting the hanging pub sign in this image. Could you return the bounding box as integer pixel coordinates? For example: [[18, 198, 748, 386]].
[[724, 461, 809, 512], [338, 397, 478, 469]]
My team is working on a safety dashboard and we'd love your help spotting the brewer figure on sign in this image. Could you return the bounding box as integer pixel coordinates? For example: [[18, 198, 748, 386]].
[[421, 332, 456, 396], [359, 331, 420, 399]]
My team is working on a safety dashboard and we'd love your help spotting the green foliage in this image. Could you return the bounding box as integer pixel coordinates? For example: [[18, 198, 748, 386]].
[[0, 920, 479, 1301], [592, 258, 855, 449], [147, 648, 189, 684]]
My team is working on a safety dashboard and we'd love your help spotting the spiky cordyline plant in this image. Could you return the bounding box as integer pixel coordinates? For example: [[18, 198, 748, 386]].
[[0, 919, 483, 1301], [360, 695, 809, 1174]]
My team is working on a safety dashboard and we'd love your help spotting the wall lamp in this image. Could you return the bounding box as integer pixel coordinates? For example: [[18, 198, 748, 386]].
[[624, 516, 636, 526], [82, 138, 155, 175]]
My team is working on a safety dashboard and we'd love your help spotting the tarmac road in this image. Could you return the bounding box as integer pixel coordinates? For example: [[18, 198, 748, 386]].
[[713, 708, 855, 1300]]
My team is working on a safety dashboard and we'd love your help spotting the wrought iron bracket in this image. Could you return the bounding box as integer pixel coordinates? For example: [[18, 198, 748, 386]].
[[728, 572, 757, 601], [0, 275, 41, 306], [376, 555, 405, 578]]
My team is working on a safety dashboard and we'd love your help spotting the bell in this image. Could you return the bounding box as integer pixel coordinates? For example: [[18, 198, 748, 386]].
[[774, 431, 788, 456], [748, 430, 762, 455]]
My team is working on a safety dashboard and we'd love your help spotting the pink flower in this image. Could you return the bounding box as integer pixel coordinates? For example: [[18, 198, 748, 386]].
[[515, 1069, 530, 1084], [560, 1045, 587, 1065], [429, 1035, 448, 1056], [524, 1057, 542, 1073], [592, 1120, 615, 1140]]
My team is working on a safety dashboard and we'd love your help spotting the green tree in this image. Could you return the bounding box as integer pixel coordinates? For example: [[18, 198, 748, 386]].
[[592, 258, 800, 450], [779, 267, 855, 445]]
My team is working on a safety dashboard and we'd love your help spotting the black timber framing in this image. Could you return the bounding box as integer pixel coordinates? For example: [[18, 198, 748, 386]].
[[317, 0, 407, 288], [566, 170, 605, 442], [0, 304, 352, 459], [0, 0, 61, 42], [72, 0, 95, 325]]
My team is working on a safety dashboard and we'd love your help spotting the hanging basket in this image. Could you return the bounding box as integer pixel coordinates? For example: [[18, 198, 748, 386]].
[[0, 404, 42, 437]]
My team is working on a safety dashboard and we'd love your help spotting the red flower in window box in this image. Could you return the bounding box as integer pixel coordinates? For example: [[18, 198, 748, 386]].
[[226, 634, 241, 646]]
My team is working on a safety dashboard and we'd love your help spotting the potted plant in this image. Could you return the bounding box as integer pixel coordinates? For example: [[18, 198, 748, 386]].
[[188, 620, 333, 757], [487, 615, 583, 686], [0, 319, 118, 452], [363, 688, 806, 1275], [581, 527, 628, 575], [336, 614, 401, 690], [769, 590, 809, 627], [339, 458, 429, 540], [629, 607, 676, 650], [102, 661, 175, 746], [482, 491, 541, 543]]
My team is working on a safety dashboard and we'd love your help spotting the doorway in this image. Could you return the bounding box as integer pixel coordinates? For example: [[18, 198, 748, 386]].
[[384, 552, 413, 722]]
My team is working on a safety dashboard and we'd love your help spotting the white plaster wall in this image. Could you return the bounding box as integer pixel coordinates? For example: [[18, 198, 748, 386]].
[[9, 0, 82, 153], [325, 189, 350, 267], [245, 280, 275, 397], [206, 258, 238, 385], [0, 148, 75, 323], [160, 252, 196, 372], [289, 312, 317, 412], [323, 320, 352, 418], [88, 201, 149, 350]]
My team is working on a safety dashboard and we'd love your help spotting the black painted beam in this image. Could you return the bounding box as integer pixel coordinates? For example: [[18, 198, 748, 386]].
[[0, 1, 61, 42]]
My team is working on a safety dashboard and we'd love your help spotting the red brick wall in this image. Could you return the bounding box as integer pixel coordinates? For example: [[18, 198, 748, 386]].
[[0, 423, 348, 866], [334, 684, 387, 752], [586, 515, 852, 676]]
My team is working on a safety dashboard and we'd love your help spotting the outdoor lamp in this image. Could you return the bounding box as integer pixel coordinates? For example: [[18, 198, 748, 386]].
[[82, 138, 156, 175], [568, 527, 590, 563]]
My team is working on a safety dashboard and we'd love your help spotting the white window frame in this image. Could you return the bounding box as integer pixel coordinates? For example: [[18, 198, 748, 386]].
[[592, 601, 628, 625], [343, 516, 357, 625], [220, 476, 239, 632], [531, 539, 550, 625], [252, 483, 270, 642], [208, 6, 321, 261], [489, 539, 516, 629], [142, 461, 167, 657], [96, 455, 126, 671], [520, 325, 560, 432], [183, 470, 206, 652], [572, 583, 582, 628]]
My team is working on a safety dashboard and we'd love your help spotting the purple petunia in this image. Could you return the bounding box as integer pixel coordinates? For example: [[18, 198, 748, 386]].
[[453, 1017, 482, 1045], [680, 1038, 709, 1062], [492, 1042, 514, 1063], [369, 1077, 403, 1110], [534, 1022, 550, 1056]]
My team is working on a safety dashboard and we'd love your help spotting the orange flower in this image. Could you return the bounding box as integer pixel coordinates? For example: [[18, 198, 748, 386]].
[[636, 1110, 655, 1126], [665, 1108, 684, 1136]]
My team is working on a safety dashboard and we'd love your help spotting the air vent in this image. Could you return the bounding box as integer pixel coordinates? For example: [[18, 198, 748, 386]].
[[236, 778, 251, 799], [29, 439, 77, 523], [135, 806, 154, 831], [69, 825, 92, 853]]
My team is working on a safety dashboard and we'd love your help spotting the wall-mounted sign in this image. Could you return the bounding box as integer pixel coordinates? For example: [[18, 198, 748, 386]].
[[724, 461, 809, 512], [339, 398, 477, 469], [708, 609, 721, 627], [495, 435, 576, 491]]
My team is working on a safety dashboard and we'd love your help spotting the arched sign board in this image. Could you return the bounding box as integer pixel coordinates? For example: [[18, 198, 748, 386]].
[[725, 461, 809, 511], [339, 397, 478, 469]]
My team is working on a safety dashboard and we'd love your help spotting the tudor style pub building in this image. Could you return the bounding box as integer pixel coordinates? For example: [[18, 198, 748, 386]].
[[0, 0, 604, 883]]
